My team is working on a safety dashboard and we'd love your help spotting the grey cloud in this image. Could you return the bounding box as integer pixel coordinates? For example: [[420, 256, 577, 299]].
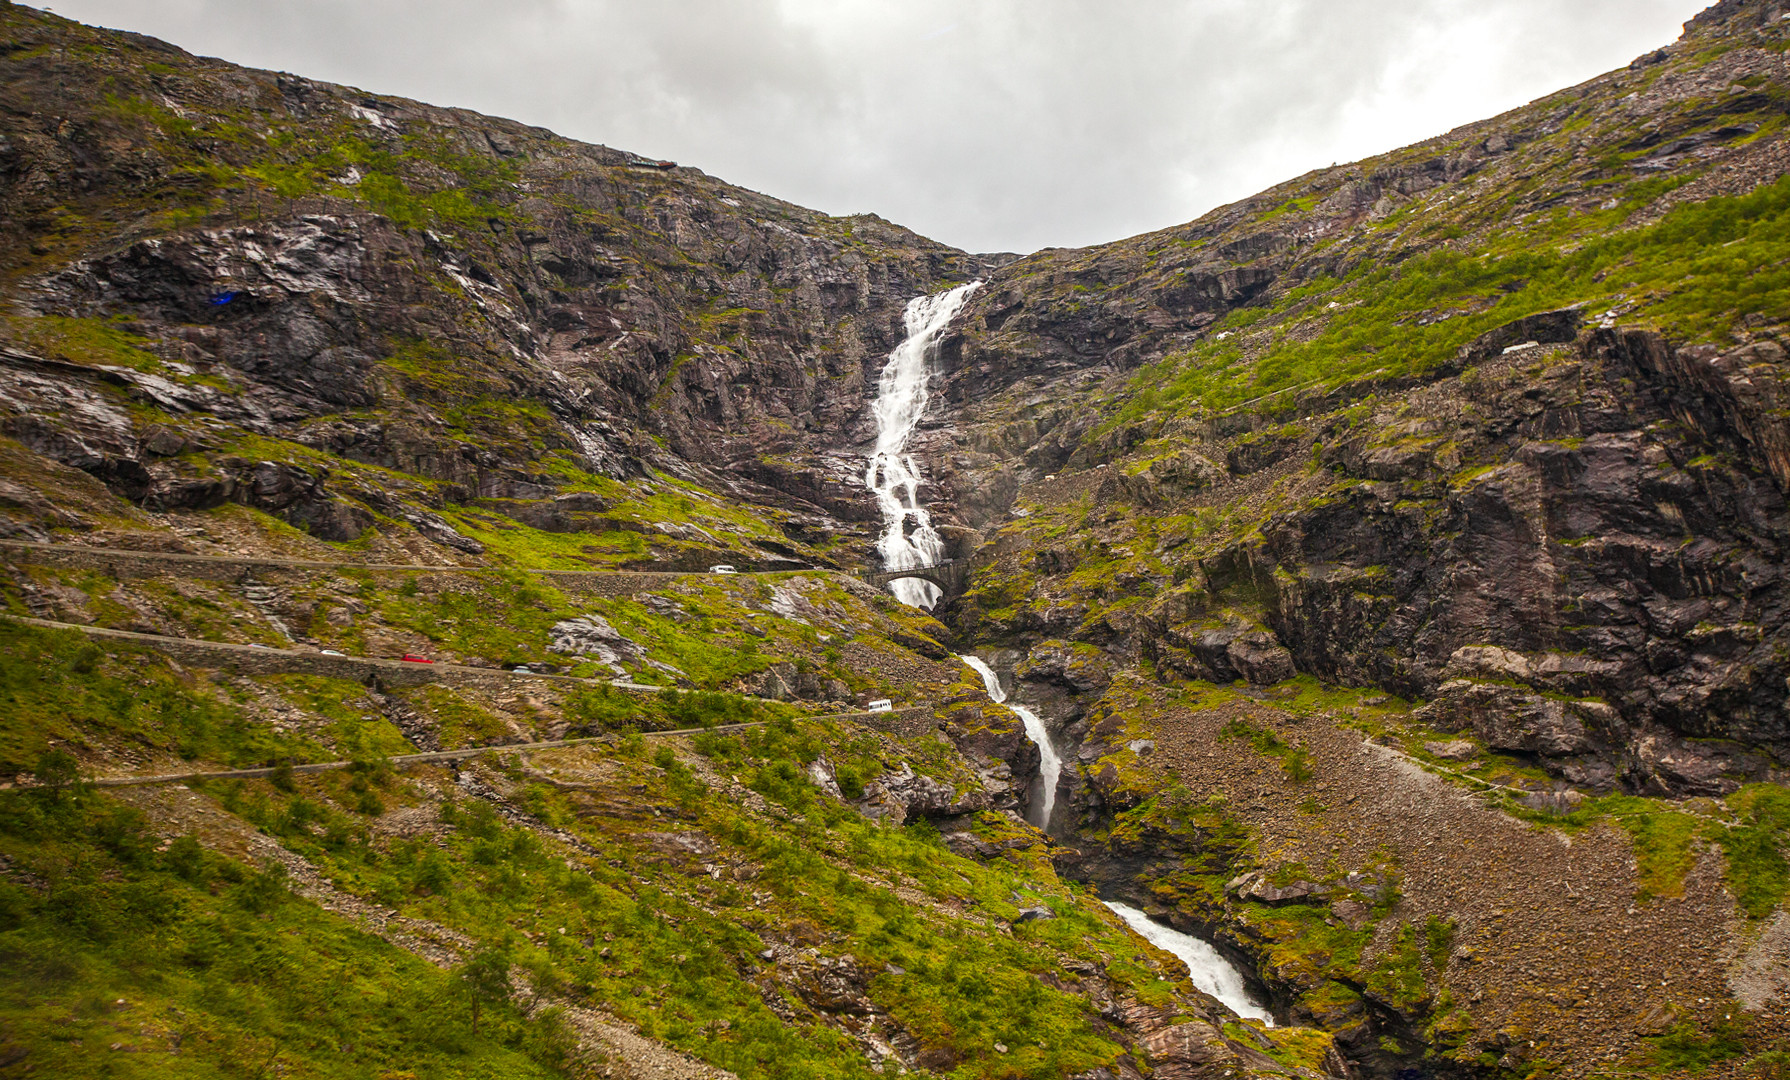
[[39, 0, 1705, 253]]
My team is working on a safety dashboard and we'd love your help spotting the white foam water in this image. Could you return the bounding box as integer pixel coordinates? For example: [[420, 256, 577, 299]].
[[960, 654, 1061, 830], [865, 282, 981, 609], [1104, 901, 1274, 1026]]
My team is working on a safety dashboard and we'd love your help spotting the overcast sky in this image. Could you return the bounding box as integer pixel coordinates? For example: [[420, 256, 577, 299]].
[[37, 0, 1705, 254]]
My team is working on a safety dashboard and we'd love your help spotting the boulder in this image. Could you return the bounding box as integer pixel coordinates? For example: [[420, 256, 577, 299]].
[[1330, 899, 1373, 930], [1227, 633, 1296, 685], [758, 669, 794, 701], [1417, 680, 1604, 757], [806, 757, 844, 799], [1228, 871, 1324, 905], [856, 763, 988, 824], [548, 614, 642, 675], [1518, 789, 1588, 815], [1192, 629, 1243, 682], [1243, 878, 1323, 905]]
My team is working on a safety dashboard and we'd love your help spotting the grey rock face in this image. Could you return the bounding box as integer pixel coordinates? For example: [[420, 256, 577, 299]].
[[548, 615, 642, 674]]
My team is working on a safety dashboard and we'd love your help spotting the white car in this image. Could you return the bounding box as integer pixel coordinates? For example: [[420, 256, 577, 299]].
[[320, 649, 344, 656], [867, 699, 893, 713], [709, 564, 739, 575], [512, 666, 534, 674]]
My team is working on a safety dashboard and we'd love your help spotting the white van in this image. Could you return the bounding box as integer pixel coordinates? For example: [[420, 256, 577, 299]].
[[709, 564, 738, 575], [867, 699, 893, 713]]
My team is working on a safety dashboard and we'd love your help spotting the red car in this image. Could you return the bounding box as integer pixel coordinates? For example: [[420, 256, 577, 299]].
[[400, 654, 433, 664]]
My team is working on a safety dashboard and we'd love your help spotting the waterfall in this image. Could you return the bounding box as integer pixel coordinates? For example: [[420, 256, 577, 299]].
[[1104, 902, 1275, 1026], [961, 655, 1061, 830], [865, 281, 981, 609]]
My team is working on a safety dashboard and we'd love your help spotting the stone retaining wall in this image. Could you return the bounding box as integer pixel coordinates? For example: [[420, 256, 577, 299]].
[[0, 540, 833, 600], [18, 617, 558, 691]]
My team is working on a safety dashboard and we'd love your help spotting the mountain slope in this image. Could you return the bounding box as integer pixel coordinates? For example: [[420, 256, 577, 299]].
[[0, 1, 988, 568], [7, 2, 1790, 1079], [937, 0, 1790, 794]]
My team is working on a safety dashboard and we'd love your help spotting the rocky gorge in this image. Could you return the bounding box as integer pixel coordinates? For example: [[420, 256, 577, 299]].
[[4, 1, 1790, 1078]]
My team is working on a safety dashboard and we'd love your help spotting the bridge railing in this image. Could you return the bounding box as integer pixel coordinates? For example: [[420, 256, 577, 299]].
[[852, 559, 963, 580]]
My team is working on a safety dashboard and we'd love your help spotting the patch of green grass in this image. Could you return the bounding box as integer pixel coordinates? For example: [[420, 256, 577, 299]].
[[129, 578, 288, 645], [1716, 786, 1790, 919], [371, 569, 573, 665], [1112, 173, 1790, 422], [0, 619, 326, 773], [2, 314, 168, 374], [567, 684, 793, 735], [0, 785, 573, 1079], [1237, 1021, 1336, 1072], [1259, 194, 1318, 220], [380, 338, 519, 405], [585, 594, 783, 690], [1607, 798, 1703, 901], [258, 674, 415, 758], [441, 508, 655, 569], [1362, 921, 1432, 1012], [243, 129, 522, 231], [443, 397, 564, 459], [1219, 718, 1315, 783], [403, 686, 510, 750], [1644, 1015, 1749, 1074], [1422, 914, 1455, 970]]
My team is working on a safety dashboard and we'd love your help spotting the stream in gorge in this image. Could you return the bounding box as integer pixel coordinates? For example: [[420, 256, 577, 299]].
[[960, 655, 1060, 830], [1104, 902, 1275, 1026]]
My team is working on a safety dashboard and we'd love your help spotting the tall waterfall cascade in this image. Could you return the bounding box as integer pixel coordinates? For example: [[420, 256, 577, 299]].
[[1104, 902, 1274, 1026], [961, 655, 1061, 830], [864, 281, 982, 610]]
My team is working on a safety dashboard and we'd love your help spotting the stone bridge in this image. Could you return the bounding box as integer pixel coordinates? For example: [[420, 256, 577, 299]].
[[853, 559, 977, 597]]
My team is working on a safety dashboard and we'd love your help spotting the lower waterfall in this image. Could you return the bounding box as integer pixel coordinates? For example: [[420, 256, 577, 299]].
[[1104, 902, 1274, 1026], [960, 655, 1060, 830]]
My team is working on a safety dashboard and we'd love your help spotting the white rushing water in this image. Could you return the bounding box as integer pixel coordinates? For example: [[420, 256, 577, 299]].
[[960, 655, 1061, 830], [1104, 901, 1274, 1026], [865, 281, 982, 609]]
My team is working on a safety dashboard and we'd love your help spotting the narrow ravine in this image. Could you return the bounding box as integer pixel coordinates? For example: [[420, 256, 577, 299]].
[[865, 281, 982, 610], [1103, 901, 1275, 1027], [960, 655, 1061, 830]]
